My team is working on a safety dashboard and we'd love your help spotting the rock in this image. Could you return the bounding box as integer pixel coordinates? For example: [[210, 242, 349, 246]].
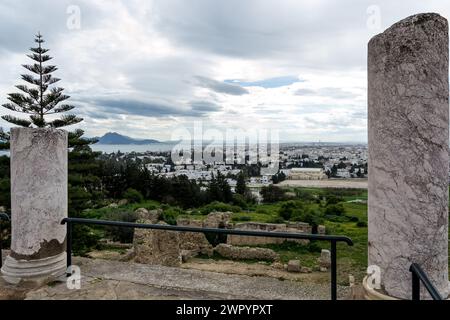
[[135, 208, 160, 223], [214, 244, 279, 262], [271, 262, 284, 270], [180, 249, 199, 263], [318, 249, 331, 268], [108, 203, 118, 208], [320, 267, 328, 272], [317, 225, 326, 235], [287, 260, 301, 272], [118, 199, 128, 206], [203, 211, 233, 229], [177, 218, 213, 255], [349, 274, 355, 287], [227, 222, 311, 246], [300, 266, 312, 273], [133, 221, 181, 267]]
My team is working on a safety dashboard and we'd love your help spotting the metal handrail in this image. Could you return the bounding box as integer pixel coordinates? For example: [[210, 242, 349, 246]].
[[61, 217, 353, 300], [0, 212, 10, 269], [409, 263, 443, 300]]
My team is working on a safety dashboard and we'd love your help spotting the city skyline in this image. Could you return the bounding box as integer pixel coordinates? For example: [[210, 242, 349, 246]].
[[1, 1, 450, 142]]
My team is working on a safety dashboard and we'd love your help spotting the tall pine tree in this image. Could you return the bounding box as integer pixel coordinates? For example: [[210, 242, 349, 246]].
[[1, 33, 82, 128]]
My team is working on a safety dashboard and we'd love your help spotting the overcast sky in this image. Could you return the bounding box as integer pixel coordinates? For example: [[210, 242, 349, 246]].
[[0, 0, 449, 142]]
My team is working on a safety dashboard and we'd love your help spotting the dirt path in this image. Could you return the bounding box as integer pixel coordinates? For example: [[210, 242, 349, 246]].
[[24, 257, 350, 300]]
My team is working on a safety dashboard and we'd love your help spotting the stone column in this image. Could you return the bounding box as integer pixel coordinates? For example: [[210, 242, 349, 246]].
[[368, 13, 449, 299], [1, 128, 67, 285]]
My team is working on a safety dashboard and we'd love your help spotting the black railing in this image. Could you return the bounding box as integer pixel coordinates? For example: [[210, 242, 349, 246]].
[[61, 217, 353, 300], [0, 212, 10, 269], [409, 263, 443, 300]]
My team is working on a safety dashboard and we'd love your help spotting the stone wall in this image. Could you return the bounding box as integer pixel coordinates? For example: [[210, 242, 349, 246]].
[[227, 222, 311, 246], [214, 244, 279, 262]]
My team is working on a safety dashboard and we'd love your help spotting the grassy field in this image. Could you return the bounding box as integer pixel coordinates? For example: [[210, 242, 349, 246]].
[[83, 187, 369, 284]]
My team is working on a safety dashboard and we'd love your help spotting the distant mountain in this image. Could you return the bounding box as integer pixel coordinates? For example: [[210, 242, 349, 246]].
[[95, 132, 160, 145]]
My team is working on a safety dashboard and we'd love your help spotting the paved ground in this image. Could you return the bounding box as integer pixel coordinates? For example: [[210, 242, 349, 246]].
[[21, 257, 350, 300], [278, 179, 368, 189]]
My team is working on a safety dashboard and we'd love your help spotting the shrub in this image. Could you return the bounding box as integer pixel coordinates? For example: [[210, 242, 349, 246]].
[[307, 241, 322, 253], [356, 221, 367, 228], [326, 195, 343, 205], [199, 201, 241, 215], [161, 206, 183, 225], [232, 193, 248, 209], [292, 209, 324, 228], [349, 216, 359, 222], [123, 188, 143, 204], [324, 203, 346, 216], [104, 211, 138, 243], [260, 185, 286, 203], [72, 224, 102, 256], [278, 200, 305, 220]]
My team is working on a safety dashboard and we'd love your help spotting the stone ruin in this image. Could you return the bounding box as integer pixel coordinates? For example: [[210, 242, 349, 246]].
[[227, 221, 313, 246], [133, 208, 182, 267], [131, 209, 320, 268]]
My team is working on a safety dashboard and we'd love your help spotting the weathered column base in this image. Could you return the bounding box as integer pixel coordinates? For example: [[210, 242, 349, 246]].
[[362, 277, 450, 300], [1, 252, 66, 286], [361, 276, 399, 300]]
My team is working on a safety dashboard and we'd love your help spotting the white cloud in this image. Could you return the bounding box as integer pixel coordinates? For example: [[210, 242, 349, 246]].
[[1, 0, 450, 142]]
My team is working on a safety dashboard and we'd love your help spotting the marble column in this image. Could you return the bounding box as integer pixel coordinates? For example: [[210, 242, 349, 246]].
[[1, 127, 67, 285], [368, 13, 449, 299]]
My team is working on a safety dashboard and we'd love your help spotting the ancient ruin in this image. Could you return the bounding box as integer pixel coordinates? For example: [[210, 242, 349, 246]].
[[1, 128, 68, 284], [367, 13, 449, 299]]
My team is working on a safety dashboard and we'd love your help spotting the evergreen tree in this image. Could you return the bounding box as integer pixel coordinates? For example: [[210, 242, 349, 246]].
[[236, 171, 247, 195], [1, 33, 82, 128], [0, 128, 9, 150], [68, 129, 103, 215]]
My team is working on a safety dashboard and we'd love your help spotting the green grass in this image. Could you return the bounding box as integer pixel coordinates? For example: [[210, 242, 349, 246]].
[[84, 187, 450, 284]]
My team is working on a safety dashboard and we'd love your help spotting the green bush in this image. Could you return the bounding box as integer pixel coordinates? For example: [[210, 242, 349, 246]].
[[307, 241, 322, 253], [161, 206, 183, 225], [72, 224, 102, 256], [199, 201, 241, 215], [123, 188, 143, 204], [356, 221, 367, 228], [324, 203, 346, 216], [349, 216, 359, 222], [326, 195, 343, 205], [103, 211, 138, 243], [278, 200, 305, 220], [231, 193, 248, 209], [260, 185, 286, 203]]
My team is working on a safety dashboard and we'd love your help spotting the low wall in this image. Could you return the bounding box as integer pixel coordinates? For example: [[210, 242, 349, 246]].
[[227, 222, 311, 246]]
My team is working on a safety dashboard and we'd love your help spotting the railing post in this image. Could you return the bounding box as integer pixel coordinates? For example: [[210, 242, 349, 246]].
[[331, 240, 337, 300], [412, 269, 420, 300], [0, 219, 2, 269], [66, 221, 72, 276]]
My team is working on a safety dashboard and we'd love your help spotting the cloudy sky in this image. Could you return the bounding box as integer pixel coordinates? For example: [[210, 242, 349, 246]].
[[0, 0, 449, 142]]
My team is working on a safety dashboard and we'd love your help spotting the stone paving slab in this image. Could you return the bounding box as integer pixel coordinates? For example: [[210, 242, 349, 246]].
[[23, 257, 350, 300]]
